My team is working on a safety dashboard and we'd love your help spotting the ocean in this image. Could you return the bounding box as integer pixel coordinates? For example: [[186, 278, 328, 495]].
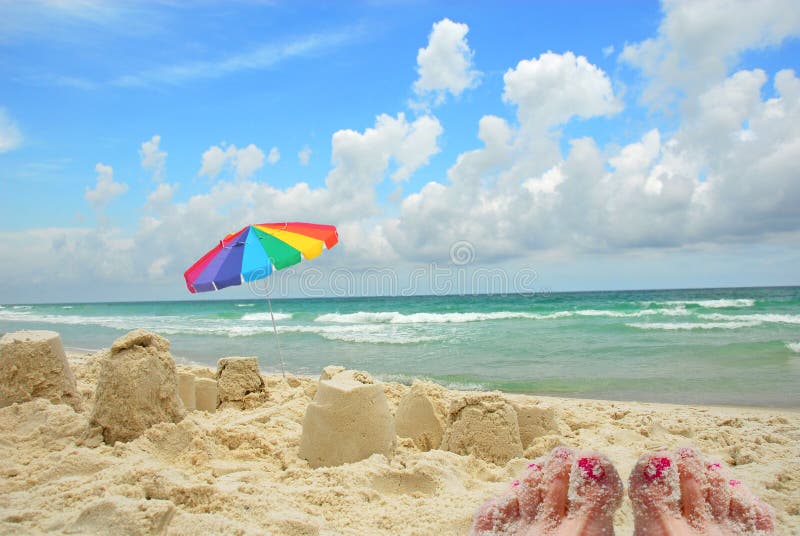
[[1, 286, 798, 407]]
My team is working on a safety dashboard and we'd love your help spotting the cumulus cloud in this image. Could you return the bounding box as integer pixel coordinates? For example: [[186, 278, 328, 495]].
[[145, 182, 178, 211], [85, 163, 128, 209], [0, 108, 23, 153], [139, 134, 166, 181], [413, 18, 480, 104], [199, 143, 266, 180], [298, 145, 311, 166], [386, 63, 800, 262], [267, 146, 280, 165], [621, 0, 800, 107], [503, 51, 621, 129]]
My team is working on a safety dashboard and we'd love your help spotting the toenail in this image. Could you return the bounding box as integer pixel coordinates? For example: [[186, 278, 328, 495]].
[[707, 462, 721, 470], [729, 479, 741, 487], [511, 479, 520, 487], [644, 456, 671, 481], [528, 463, 541, 470], [577, 457, 604, 481]]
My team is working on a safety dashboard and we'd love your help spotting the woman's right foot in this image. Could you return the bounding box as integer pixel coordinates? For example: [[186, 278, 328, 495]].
[[628, 447, 775, 535]]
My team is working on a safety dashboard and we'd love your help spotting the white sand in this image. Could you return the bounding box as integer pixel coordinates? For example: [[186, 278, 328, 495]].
[[0, 348, 797, 535]]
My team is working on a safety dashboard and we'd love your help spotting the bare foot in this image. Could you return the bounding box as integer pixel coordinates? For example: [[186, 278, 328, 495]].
[[472, 446, 623, 535], [628, 447, 776, 535]]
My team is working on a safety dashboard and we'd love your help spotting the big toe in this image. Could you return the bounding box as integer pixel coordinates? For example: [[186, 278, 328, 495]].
[[629, 451, 681, 535], [566, 452, 623, 528]]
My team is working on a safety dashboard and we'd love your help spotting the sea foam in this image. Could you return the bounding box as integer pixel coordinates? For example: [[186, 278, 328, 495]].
[[641, 299, 755, 308], [240, 312, 293, 321], [787, 342, 800, 353], [626, 320, 762, 330], [698, 313, 800, 324]]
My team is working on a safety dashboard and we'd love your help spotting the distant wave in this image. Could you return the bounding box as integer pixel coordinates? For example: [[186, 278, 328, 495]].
[[235, 303, 256, 307], [698, 313, 800, 324], [62, 306, 73, 309], [12, 305, 32, 310], [627, 321, 761, 330], [787, 342, 800, 353], [315, 307, 689, 324], [640, 299, 755, 308], [240, 312, 292, 321]]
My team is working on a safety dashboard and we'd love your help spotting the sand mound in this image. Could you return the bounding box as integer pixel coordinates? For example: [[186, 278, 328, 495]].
[[395, 380, 449, 451], [506, 395, 561, 448], [90, 330, 186, 444], [64, 496, 176, 535], [0, 330, 80, 409], [216, 357, 267, 410], [195, 378, 218, 413], [177, 372, 196, 411], [299, 369, 396, 468], [441, 392, 523, 465]]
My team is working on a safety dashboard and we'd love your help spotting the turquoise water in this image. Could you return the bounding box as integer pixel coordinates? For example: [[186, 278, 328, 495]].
[[1, 287, 798, 407]]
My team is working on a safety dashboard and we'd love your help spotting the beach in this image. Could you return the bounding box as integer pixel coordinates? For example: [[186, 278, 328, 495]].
[[0, 339, 797, 535]]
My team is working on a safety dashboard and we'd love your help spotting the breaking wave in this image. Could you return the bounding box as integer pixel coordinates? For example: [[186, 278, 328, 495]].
[[640, 299, 755, 308], [697, 313, 800, 324], [314, 307, 689, 324], [626, 321, 762, 330], [240, 312, 293, 321], [787, 342, 800, 353]]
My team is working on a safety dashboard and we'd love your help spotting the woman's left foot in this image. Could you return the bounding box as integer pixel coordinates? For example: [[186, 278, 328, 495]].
[[472, 446, 623, 535]]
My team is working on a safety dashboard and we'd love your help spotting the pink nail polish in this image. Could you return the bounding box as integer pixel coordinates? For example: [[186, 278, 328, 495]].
[[707, 462, 721, 470], [729, 479, 741, 487], [578, 457, 604, 481], [528, 463, 541, 470], [511, 479, 520, 487], [644, 457, 671, 481]]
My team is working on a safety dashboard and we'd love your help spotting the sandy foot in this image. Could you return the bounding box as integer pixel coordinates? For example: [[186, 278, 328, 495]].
[[629, 447, 775, 535], [472, 446, 623, 535]]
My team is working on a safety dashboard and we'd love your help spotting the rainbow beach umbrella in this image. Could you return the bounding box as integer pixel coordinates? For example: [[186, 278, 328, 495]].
[[183, 222, 338, 375]]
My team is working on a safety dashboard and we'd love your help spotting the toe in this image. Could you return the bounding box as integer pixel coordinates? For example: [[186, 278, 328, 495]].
[[517, 459, 545, 521], [704, 460, 733, 522], [728, 480, 776, 534], [472, 490, 521, 535], [567, 451, 623, 518], [536, 446, 575, 522], [629, 451, 681, 535], [675, 447, 712, 528]]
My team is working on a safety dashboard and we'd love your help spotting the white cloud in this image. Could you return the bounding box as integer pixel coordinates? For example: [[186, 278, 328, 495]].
[[602, 45, 615, 57], [199, 143, 266, 180], [298, 145, 311, 166], [413, 18, 480, 103], [85, 163, 128, 209], [503, 51, 621, 130], [139, 134, 166, 181], [145, 182, 178, 210], [0, 108, 23, 153], [267, 146, 280, 165], [621, 0, 800, 107]]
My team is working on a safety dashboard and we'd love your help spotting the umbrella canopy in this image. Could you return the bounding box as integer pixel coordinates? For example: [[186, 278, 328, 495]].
[[184, 222, 338, 293]]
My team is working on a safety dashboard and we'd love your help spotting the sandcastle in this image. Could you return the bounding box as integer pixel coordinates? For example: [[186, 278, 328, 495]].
[[216, 357, 268, 410], [395, 380, 449, 451], [299, 369, 396, 468], [90, 330, 186, 444], [441, 392, 523, 465], [0, 330, 81, 409]]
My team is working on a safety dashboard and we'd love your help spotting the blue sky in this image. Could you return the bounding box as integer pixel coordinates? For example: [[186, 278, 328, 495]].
[[1, 0, 800, 302]]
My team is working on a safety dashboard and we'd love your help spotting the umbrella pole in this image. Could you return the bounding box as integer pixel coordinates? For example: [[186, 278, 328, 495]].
[[265, 285, 287, 380]]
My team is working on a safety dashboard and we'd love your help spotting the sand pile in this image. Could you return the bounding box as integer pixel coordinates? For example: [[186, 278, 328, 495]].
[[395, 380, 448, 451], [216, 357, 268, 410], [90, 330, 185, 444], [0, 335, 798, 534], [0, 330, 80, 409], [299, 369, 396, 468]]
